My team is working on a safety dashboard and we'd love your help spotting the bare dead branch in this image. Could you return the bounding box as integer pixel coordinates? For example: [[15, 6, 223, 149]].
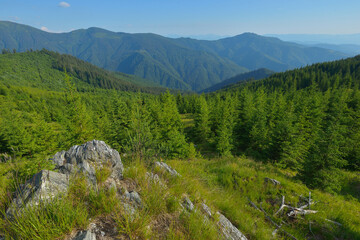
[[325, 219, 342, 226], [274, 195, 286, 216], [265, 177, 281, 186], [247, 199, 298, 240]]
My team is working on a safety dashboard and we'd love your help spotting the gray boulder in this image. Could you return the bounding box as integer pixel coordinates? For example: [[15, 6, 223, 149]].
[[125, 190, 142, 207], [146, 172, 166, 187], [52, 140, 124, 184], [217, 212, 248, 240], [181, 196, 195, 212], [200, 203, 247, 240], [6, 170, 69, 217], [200, 203, 212, 218], [155, 161, 180, 177], [73, 230, 96, 240]]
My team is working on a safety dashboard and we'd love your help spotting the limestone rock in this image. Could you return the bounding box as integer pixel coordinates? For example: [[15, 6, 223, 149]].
[[6, 170, 69, 217], [73, 230, 96, 240], [146, 172, 161, 184], [146, 172, 166, 188], [125, 190, 142, 207], [200, 203, 247, 240], [155, 161, 180, 177], [181, 196, 195, 212], [216, 212, 248, 240], [200, 203, 212, 218], [52, 140, 124, 184]]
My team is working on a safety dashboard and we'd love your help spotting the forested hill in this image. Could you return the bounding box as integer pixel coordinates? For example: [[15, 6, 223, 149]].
[[173, 32, 349, 71], [230, 54, 360, 92], [183, 55, 360, 192], [0, 21, 349, 91], [0, 49, 166, 93], [1, 44, 360, 240], [200, 68, 274, 92]]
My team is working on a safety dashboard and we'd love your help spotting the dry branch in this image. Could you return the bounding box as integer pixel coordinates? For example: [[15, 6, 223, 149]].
[[247, 198, 297, 240], [274, 194, 318, 217], [325, 219, 342, 226], [265, 177, 281, 186]]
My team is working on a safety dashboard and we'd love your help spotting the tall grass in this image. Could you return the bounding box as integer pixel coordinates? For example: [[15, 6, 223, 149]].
[[169, 156, 360, 239], [1, 197, 88, 240]]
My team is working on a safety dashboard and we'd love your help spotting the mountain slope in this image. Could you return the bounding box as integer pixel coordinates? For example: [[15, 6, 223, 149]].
[[309, 43, 360, 56], [174, 33, 349, 72], [201, 68, 274, 93], [0, 49, 165, 93], [0, 21, 247, 91]]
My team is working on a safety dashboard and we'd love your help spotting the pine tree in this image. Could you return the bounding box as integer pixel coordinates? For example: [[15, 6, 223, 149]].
[[155, 91, 190, 158], [194, 95, 210, 143], [64, 71, 94, 146], [126, 97, 155, 161], [216, 95, 236, 156]]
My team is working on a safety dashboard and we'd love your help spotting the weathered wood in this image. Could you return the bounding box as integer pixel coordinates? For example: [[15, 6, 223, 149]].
[[325, 219, 342, 226], [264, 177, 281, 186], [274, 194, 318, 217], [288, 209, 318, 217], [248, 198, 297, 240]]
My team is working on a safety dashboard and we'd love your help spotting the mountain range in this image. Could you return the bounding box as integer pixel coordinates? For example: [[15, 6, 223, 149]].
[[0, 21, 349, 91]]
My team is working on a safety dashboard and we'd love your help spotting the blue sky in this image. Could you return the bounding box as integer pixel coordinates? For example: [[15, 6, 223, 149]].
[[1, 0, 360, 36]]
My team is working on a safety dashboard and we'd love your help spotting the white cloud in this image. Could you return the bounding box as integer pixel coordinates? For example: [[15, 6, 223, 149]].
[[58, 1, 70, 8], [41, 26, 49, 32]]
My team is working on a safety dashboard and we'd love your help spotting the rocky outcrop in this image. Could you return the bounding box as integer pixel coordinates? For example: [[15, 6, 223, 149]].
[[200, 203, 212, 217], [181, 196, 195, 212], [155, 161, 180, 177], [7, 140, 124, 217], [217, 212, 248, 240], [125, 190, 142, 207], [6, 170, 69, 217], [52, 140, 124, 184], [73, 230, 97, 240], [186, 201, 248, 240]]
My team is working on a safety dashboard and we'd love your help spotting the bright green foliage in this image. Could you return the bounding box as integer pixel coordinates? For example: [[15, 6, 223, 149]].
[[0, 50, 360, 202], [63, 71, 95, 146], [179, 55, 360, 192], [125, 97, 156, 160], [194, 95, 210, 143], [215, 95, 236, 156], [152, 91, 191, 158], [169, 157, 360, 240]]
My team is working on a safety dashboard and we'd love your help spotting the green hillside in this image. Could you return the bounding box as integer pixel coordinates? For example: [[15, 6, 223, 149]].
[[0, 49, 164, 93], [0, 50, 359, 240], [201, 68, 274, 93], [181, 55, 360, 188]]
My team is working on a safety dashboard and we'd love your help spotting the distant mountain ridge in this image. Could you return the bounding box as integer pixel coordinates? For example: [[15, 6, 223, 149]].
[[201, 68, 274, 93], [0, 21, 349, 91], [174, 33, 349, 71]]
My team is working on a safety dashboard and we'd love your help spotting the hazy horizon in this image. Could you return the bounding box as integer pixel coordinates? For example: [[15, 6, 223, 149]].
[[1, 0, 360, 37]]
